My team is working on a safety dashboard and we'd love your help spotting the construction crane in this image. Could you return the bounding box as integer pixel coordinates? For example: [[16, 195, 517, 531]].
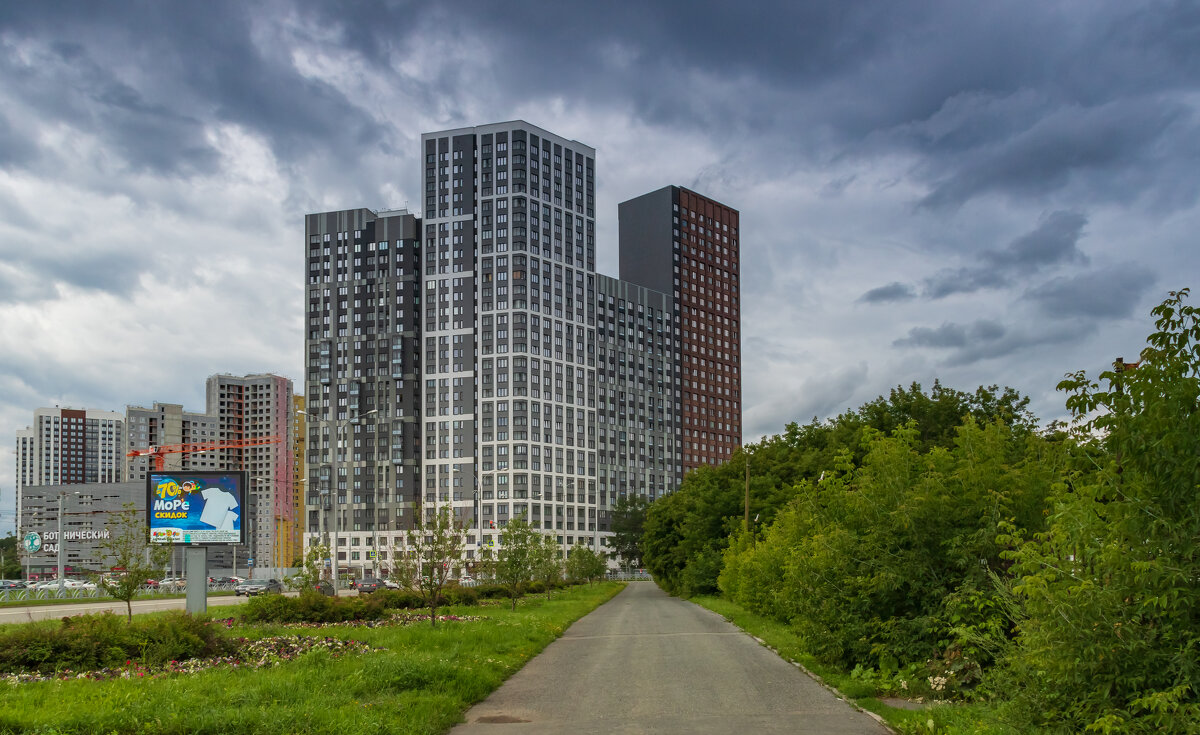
[[127, 436, 282, 472]]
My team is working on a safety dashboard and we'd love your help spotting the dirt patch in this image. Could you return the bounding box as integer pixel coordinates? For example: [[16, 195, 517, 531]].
[[476, 715, 532, 723], [879, 697, 926, 710]]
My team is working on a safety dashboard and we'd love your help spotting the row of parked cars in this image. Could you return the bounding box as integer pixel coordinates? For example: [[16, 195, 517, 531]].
[[0, 578, 97, 590]]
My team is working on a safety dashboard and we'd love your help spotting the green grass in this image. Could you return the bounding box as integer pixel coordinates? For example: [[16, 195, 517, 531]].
[[690, 596, 1016, 735], [0, 583, 624, 735]]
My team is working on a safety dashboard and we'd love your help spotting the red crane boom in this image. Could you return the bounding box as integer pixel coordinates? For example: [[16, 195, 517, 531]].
[[127, 436, 282, 471]]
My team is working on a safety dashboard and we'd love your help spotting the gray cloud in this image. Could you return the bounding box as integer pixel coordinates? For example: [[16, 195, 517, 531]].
[[859, 282, 916, 303], [745, 363, 870, 438], [1026, 264, 1158, 319], [894, 320, 1006, 349], [922, 211, 1089, 299], [918, 99, 1191, 210]]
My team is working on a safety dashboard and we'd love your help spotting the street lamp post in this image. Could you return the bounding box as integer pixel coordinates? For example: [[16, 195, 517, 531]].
[[56, 490, 78, 595]]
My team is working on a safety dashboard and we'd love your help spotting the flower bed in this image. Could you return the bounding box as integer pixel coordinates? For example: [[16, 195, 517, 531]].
[[4, 635, 377, 685]]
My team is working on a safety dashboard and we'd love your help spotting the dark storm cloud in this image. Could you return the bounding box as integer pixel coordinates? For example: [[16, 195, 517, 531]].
[[894, 320, 1006, 349], [984, 211, 1088, 273], [895, 318, 1089, 368], [1026, 265, 1158, 319], [859, 282, 915, 304], [0, 0, 390, 177], [917, 99, 1193, 210]]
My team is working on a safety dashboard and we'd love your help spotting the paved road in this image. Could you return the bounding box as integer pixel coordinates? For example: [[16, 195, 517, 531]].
[[451, 582, 890, 734], [0, 594, 253, 623]]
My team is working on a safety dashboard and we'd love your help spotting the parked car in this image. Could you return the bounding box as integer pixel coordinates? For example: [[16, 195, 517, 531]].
[[354, 577, 383, 594], [235, 579, 283, 596], [0, 580, 26, 590], [159, 577, 187, 592], [312, 580, 335, 596], [34, 579, 95, 591]]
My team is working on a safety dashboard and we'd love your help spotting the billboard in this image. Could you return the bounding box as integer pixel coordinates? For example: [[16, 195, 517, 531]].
[[146, 471, 247, 545]]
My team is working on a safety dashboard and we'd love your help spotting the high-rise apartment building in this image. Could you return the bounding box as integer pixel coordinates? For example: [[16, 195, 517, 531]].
[[206, 373, 296, 573], [304, 121, 739, 576], [303, 208, 423, 578], [420, 122, 597, 556], [124, 402, 220, 480], [620, 186, 742, 471], [14, 407, 124, 534]]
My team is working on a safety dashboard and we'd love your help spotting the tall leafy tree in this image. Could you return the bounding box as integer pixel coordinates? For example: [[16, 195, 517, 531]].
[[608, 495, 648, 572], [96, 504, 172, 621]]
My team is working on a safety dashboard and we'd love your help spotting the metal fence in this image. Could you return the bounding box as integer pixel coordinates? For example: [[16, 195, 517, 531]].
[[0, 581, 245, 603]]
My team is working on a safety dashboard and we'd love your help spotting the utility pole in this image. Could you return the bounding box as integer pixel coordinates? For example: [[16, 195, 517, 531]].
[[744, 452, 750, 535]]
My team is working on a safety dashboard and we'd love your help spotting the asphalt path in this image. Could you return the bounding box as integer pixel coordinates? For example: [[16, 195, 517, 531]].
[[451, 581, 890, 734]]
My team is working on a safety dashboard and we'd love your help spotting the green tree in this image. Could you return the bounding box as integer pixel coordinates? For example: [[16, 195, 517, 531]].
[[997, 289, 1200, 733], [566, 545, 606, 584], [532, 535, 562, 599], [495, 517, 538, 610], [608, 495, 647, 572], [395, 505, 466, 626], [291, 542, 330, 591], [0, 535, 21, 579], [95, 504, 172, 621]]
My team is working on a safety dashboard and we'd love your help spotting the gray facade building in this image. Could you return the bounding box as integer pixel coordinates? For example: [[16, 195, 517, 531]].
[[303, 207, 422, 579], [594, 275, 681, 525], [125, 403, 220, 481]]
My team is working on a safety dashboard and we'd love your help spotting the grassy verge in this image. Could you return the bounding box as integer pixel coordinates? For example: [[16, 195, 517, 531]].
[[691, 596, 1015, 735], [0, 582, 624, 735]]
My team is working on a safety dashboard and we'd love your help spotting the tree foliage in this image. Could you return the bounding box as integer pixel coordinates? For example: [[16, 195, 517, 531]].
[[643, 381, 1039, 597], [495, 517, 539, 610], [532, 535, 562, 598], [719, 419, 1060, 680], [394, 505, 465, 626], [608, 495, 648, 571], [95, 504, 172, 621], [566, 545, 607, 584], [994, 289, 1200, 733]]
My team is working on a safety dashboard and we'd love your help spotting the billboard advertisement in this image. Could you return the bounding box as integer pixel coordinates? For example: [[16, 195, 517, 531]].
[[146, 471, 246, 545]]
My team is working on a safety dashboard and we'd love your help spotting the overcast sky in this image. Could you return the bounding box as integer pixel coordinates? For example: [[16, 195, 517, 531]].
[[2, 0, 1197, 533]]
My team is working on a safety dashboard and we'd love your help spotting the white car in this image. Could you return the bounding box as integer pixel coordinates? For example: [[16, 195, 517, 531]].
[[35, 579, 96, 591]]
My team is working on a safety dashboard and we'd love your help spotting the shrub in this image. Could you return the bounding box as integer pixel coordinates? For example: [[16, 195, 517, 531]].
[[474, 584, 509, 599], [443, 585, 479, 606], [373, 589, 431, 610], [0, 612, 234, 674]]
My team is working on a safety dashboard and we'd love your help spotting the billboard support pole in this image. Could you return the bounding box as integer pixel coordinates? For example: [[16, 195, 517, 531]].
[[185, 547, 207, 615]]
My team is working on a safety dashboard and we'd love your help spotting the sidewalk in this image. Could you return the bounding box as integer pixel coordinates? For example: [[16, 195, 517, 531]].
[[450, 582, 890, 734]]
